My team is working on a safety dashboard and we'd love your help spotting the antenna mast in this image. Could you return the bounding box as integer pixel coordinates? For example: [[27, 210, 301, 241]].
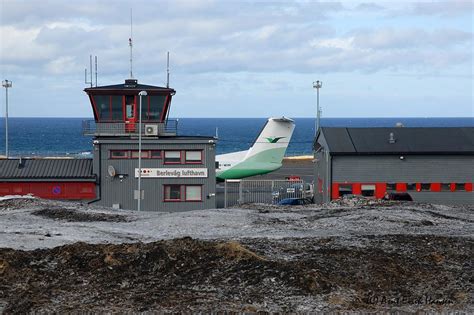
[[129, 9, 133, 79], [85, 55, 93, 87], [95, 56, 98, 87], [166, 51, 170, 88]]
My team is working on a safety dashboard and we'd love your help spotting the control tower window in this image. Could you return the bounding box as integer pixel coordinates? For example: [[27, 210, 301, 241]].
[[149, 95, 166, 120], [125, 95, 135, 119], [94, 95, 110, 121], [138, 96, 148, 120], [111, 96, 123, 121]]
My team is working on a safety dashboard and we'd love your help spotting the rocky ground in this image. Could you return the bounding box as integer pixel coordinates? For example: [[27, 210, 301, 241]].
[[0, 196, 472, 313]]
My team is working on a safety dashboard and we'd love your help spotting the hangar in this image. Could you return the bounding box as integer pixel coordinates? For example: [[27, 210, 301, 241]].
[[314, 127, 474, 205]]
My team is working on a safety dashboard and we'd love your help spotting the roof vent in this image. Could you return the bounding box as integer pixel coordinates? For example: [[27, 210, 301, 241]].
[[124, 79, 138, 88], [395, 122, 404, 128], [18, 157, 25, 169], [389, 132, 396, 144]]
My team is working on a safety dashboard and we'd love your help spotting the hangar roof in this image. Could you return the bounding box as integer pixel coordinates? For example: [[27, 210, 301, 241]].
[[316, 127, 474, 155], [0, 158, 95, 181]]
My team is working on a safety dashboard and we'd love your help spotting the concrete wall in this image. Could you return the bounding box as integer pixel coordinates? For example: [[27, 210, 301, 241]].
[[92, 138, 216, 211]]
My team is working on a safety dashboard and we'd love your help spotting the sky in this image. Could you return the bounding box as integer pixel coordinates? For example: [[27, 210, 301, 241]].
[[0, 0, 473, 118]]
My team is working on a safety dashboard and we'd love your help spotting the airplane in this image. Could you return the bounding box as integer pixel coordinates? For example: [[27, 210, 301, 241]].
[[216, 117, 295, 180]]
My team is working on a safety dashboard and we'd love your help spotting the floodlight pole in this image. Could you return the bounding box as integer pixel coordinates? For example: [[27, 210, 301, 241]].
[[313, 80, 322, 136], [2, 80, 12, 158], [137, 90, 147, 211]]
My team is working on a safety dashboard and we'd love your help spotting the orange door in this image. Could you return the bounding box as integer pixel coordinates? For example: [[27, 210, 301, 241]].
[[125, 95, 136, 132]]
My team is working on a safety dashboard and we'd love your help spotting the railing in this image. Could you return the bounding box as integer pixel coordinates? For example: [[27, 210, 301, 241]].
[[82, 120, 178, 137]]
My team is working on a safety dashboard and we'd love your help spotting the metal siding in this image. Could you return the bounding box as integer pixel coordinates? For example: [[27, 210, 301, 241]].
[[332, 155, 474, 182], [314, 133, 331, 203], [0, 159, 95, 180], [94, 140, 216, 211], [410, 192, 473, 205], [330, 155, 473, 205]]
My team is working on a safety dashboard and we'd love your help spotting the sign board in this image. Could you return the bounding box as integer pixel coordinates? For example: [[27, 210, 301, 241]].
[[135, 168, 208, 178], [286, 188, 296, 193], [134, 190, 144, 200]]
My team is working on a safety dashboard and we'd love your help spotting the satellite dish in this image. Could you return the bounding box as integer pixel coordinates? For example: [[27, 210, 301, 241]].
[[108, 165, 116, 177]]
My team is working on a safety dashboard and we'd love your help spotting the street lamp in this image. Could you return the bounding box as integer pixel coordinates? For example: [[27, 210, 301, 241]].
[[2, 80, 12, 158], [312, 80, 322, 136], [136, 90, 147, 211]]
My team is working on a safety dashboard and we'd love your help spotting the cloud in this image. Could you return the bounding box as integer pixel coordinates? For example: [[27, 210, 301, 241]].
[[355, 2, 385, 11], [0, 1, 471, 81], [410, 0, 473, 17]]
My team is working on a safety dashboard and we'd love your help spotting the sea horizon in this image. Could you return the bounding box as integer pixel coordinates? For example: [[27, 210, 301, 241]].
[[0, 117, 473, 158]]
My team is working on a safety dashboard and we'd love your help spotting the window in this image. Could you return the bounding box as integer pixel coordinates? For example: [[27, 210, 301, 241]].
[[185, 186, 202, 201], [185, 151, 202, 164], [164, 185, 181, 201], [407, 183, 416, 191], [387, 183, 397, 191], [421, 183, 431, 191], [110, 150, 129, 159], [94, 95, 111, 121], [361, 184, 375, 197], [111, 96, 123, 121], [164, 151, 181, 164], [441, 183, 451, 191], [138, 95, 148, 120], [164, 185, 203, 202], [338, 184, 352, 197], [150, 150, 162, 159], [455, 183, 465, 191], [149, 95, 166, 120], [131, 151, 149, 159]]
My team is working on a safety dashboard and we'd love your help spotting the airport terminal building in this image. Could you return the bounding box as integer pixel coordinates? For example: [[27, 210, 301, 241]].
[[314, 127, 474, 205], [0, 79, 217, 211]]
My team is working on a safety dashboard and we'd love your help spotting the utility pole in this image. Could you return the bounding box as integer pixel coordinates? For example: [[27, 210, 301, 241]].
[[2, 80, 12, 158], [136, 90, 147, 211], [312, 80, 322, 136]]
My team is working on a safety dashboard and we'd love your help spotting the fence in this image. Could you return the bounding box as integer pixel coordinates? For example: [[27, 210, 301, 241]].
[[224, 179, 313, 207]]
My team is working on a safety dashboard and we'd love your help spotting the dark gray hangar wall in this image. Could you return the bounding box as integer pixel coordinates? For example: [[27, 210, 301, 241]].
[[92, 138, 216, 211], [332, 155, 473, 205]]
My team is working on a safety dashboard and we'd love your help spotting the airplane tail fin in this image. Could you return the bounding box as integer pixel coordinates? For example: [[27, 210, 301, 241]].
[[244, 117, 295, 163]]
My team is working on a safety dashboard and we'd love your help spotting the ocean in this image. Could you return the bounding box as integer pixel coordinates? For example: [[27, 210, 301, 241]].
[[0, 117, 472, 157]]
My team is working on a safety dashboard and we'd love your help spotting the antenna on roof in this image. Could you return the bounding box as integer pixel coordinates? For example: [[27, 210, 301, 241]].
[[129, 8, 133, 79], [84, 55, 93, 87], [94, 56, 98, 87], [166, 51, 170, 88]]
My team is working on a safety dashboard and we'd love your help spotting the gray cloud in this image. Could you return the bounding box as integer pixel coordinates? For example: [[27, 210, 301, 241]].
[[0, 0, 472, 80], [411, 0, 473, 17]]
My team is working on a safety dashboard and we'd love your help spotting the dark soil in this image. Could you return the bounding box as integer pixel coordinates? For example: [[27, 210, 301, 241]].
[[32, 208, 129, 222], [1, 235, 472, 313]]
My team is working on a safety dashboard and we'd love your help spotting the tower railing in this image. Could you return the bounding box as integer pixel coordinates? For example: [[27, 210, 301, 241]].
[[82, 119, 178, 137]]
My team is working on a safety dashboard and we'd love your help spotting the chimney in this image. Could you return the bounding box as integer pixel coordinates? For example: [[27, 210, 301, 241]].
[[389, 132, 396, 144], [18, 157, 25, 169]]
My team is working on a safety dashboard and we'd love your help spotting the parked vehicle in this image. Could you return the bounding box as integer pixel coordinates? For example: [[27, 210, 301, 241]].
[[278, 198, 313, 206], [383, 192, 413, 201], [272, 183, 314, 201]]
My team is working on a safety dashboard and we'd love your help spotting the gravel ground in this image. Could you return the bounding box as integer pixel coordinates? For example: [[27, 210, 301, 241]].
[[0, 196, 472, 312]]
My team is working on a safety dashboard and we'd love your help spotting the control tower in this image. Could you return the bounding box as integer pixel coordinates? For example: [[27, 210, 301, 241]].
[[83, 79, 176, 136], [83, 79, 216, 211]]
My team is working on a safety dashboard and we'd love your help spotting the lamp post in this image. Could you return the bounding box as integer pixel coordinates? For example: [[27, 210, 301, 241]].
[[2, 80, 12, 158], [137, 90, 147, 211], [312, 80, 322, 136]]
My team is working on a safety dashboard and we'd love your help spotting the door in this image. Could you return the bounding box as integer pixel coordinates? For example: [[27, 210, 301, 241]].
[[125, 95, 136, 132]]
